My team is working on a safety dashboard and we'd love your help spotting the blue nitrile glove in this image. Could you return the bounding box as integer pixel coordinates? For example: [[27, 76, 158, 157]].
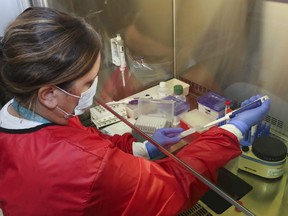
[[146, 127, 184, 159], [229, 95, 270, 135]]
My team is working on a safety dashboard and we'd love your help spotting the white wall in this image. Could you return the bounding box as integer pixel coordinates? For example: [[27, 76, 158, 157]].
[[0, 0, 21, 36]]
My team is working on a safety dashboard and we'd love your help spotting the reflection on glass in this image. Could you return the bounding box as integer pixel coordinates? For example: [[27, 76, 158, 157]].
[[176, 0, 288, 215], [25, 0, 288, 215]]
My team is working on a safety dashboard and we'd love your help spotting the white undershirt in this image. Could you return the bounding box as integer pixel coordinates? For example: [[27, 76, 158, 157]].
[[0, 99, 41, 129]]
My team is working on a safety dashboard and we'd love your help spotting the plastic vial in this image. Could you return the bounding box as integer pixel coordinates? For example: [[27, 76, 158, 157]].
[[223, 100, 233, 125], [173, 85, 186, 101], [158, 81, 168, 99], [225, 100, 233, 114]]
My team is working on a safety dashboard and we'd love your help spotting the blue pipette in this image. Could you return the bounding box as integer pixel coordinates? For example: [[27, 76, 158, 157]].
[[179, 95, 269, 138]]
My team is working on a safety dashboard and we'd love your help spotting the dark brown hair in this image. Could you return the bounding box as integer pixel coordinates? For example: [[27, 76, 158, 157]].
[[0, 7, 101, 104]]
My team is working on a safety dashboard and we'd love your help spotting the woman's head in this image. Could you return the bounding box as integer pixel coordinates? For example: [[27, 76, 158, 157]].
[[0, 7, 102, 105]]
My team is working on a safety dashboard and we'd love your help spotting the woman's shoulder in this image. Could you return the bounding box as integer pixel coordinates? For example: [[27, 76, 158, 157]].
[[44, 122, 112, 151]]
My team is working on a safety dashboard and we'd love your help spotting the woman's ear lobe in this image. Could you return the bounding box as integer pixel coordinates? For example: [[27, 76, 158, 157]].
[[38, 86, 58, 109]]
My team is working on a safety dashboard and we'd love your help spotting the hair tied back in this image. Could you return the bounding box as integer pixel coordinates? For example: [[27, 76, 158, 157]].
[[0, 37, 3, 51]]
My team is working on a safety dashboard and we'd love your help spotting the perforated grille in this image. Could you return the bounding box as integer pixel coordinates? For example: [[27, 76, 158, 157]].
[[178, 202, 213, 216]]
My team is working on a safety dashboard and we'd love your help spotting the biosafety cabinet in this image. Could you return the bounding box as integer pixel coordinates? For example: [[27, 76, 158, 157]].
[[2, 0, 288, 215]]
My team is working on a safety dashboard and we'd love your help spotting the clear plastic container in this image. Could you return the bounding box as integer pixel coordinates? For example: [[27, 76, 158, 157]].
[[163, 95, 190, 126], [137, 98, 174, 126]]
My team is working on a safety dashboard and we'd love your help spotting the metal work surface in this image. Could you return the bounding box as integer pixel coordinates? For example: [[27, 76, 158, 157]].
[[179, 157, 287, 216], [223, 157, 288, 216]]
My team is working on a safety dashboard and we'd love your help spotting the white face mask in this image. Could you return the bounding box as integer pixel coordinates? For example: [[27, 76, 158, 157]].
[[56, 77, 98, 119]]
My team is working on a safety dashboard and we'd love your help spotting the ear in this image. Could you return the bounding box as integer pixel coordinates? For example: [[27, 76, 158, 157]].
[[38, 86, 58, 109]]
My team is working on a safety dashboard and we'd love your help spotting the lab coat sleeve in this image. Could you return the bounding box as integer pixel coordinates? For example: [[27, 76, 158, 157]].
[[85, 143, 187, 216], [159, 126, 242, 206], [85, 127, 241, 215], [68, 116, 135, 154]]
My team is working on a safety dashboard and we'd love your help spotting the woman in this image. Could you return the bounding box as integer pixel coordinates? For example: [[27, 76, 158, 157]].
[[0, 7, 270, 216]]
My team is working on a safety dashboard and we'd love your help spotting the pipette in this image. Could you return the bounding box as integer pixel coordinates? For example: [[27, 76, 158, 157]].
[[111, 34, 126, 87], [179, 95, 269, 138], [117, 35, 126, 87]]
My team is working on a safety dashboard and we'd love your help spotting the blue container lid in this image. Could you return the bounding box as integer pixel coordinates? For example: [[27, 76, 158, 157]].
[[197, 92, 226, 112], [163, 95, 190, 116]]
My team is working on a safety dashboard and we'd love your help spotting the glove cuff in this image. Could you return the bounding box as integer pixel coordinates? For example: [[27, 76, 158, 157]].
[[229, 120, 250, 135], [146, 142, 162, 159]]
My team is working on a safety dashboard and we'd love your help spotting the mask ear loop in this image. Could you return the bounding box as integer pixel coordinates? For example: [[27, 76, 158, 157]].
[[55, 86, 80, 99], [56, 106, 75, 119], [54, 86, 80, 119]]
